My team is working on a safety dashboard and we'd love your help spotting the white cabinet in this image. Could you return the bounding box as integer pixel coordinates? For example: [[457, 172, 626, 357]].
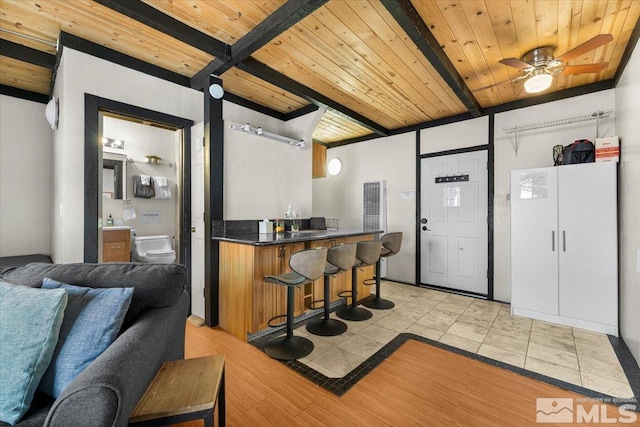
[[510, 162, 618, 335]]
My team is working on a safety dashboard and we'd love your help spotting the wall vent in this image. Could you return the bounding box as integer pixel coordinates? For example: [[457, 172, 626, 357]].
[[363, 180, 387, 277]]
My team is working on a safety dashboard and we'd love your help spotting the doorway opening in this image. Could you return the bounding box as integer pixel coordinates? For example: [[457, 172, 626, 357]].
[[99, 112, 183, 264], [84, 94, 194, 295]]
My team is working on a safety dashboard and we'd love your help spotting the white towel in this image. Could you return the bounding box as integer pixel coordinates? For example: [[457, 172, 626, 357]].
[[155, 176, 168, 187], [153, 177, 171, 199], [140, 174, 151, 185]]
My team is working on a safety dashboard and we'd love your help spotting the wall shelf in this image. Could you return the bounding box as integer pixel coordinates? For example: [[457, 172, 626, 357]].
[[503, 110, 614, 155], [127, 158, 174, 168]]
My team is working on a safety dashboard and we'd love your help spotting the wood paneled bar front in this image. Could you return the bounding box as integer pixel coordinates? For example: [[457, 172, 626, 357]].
[[213, 229, 380, 342]]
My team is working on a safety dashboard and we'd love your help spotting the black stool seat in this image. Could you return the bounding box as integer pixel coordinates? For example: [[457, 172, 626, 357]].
[[306, 243, 356, 337], [336, 240, 381, 322], [263, 247, 328, 360], [362, 232, 402, 310]]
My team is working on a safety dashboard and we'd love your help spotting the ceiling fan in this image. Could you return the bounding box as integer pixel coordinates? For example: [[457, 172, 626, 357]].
[[474, 34, 613, 94]]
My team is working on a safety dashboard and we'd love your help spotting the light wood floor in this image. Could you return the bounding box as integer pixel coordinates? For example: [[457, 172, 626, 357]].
[[176, 323, 637, 427]]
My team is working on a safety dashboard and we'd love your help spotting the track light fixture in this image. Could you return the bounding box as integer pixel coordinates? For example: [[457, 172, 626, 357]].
[[229, 123, 306, 149]]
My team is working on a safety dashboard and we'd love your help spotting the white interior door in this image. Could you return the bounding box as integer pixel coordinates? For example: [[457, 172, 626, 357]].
[[190, 122, 205, 319], [510, 167, 559, 315], [420, 150, 488, 294]]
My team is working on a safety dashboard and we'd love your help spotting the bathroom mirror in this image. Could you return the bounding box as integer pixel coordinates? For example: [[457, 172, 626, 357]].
[[103, 153, 127, 199]]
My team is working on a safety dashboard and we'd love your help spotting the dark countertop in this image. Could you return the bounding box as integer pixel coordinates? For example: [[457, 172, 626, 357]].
[[211, 228, 382, 246]]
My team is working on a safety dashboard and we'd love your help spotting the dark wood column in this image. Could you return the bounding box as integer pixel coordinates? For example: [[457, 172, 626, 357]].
[[204, 75, 224, 327]]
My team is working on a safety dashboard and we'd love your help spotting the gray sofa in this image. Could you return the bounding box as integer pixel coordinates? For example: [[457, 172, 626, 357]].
[[0, 262, 189, 427]]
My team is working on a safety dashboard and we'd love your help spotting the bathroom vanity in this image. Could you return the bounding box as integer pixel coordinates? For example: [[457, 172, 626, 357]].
[[102, 227, 131, 262], [212, 229, 381, 342]]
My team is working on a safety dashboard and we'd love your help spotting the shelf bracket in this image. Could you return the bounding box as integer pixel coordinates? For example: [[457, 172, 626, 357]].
[[513, 130, 520, 156]]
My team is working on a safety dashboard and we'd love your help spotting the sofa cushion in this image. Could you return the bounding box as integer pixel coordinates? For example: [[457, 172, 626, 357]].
[[0, 263, 187, 328], [0, 255, 52, 276], [0, 281, 67, 425], [38, 279, 134, 398]]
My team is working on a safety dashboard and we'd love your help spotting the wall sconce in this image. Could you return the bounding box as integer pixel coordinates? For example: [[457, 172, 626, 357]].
[[229, 123, 306, 149], [45, 97, 59, 130], [209, 83, 224, 99], [102, 137, 125, 149], [328, 158, 342, 176]]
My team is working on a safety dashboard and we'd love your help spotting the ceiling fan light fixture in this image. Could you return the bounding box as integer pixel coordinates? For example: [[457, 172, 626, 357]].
[[524, 71, 553, 94]]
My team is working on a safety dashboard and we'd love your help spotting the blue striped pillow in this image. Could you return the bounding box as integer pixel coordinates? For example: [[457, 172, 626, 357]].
[[38, 279, 133, 398]]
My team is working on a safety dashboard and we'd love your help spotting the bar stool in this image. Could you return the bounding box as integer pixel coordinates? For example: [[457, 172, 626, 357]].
[[306, 243, 357, 336], [263, 247, 328, 360], [362, 232, 403, 310], [336, 240, 382, 321]]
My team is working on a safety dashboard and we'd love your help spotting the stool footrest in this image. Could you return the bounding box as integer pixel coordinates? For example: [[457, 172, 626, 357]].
[[337, 290, 354, 298], [267, 314, 287, 329], [362, 278, 376, 286]]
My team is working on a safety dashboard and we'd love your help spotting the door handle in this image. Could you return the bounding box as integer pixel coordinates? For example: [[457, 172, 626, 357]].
[[563, 231, 566, 252], [552, 231, 555, 251], [191, 227, 196, 233], [420, 218, 431, 231]]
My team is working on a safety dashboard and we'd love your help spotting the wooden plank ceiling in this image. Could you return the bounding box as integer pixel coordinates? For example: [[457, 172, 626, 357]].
[[1, 0, 638, 145]]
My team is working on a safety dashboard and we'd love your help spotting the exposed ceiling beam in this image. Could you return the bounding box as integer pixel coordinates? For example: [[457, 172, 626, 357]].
[[390, 112, 475, 135], [284, 104, 320, 121], [320, 133, 381, 148], [191, 0, 327, 88], [238, 57, 389, 137], [94, 0, 229, 59], [380, 0, 482, 118], [59, 32, 190, 87], [0, 39, 56, 69], [483, 80, 614, 116], [54, 32, 287, 121], [0, 84, 48, 104], [223, 92, 285, 121]]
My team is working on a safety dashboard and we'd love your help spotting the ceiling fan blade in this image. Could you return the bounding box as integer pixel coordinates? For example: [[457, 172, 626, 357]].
[[499, 57, 532, 70], [555, 34, 613, 63], [559, 63, 609, 74]]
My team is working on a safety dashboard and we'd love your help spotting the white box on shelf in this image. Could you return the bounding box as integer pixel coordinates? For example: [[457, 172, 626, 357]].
[[595, 136, 619, 162], [259, 220, 273, 234]]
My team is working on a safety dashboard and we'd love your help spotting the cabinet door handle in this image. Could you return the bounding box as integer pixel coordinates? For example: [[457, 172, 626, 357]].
[[562, 231, 566, 252], [552, 231, 555, 251]]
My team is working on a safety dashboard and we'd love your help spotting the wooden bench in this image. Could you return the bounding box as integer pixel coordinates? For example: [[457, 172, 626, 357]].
[[129, 355, 225, 427]]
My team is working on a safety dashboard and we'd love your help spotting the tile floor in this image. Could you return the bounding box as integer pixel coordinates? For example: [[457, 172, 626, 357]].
[[290, 281, 635, 399]]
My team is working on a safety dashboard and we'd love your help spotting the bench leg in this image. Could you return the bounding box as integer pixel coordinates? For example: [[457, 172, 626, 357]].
[[218, 370, 226, 427]]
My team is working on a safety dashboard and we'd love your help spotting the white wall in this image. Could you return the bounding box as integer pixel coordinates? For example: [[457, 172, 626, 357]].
[[493, 90, 615, 302], [615, 41, 640, 363], [313, 132, 416, 284], [421, 116, 488, 154], [102, 117, 179, 239], [0, 96, 52, 256], [52, 48, 203, 262], [222, 103, 320, 220]]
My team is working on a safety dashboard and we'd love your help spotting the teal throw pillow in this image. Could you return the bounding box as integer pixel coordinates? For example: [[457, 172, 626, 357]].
[[37, 278, 134, 398], [0, 280, 67, 425]]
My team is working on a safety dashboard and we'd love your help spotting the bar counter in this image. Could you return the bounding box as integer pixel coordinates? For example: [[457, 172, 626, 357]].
[[211, 228, 381, 246], [213, 228, 381, 341]]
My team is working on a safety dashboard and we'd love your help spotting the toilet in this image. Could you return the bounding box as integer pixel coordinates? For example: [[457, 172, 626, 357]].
[[133, 235, 176, 264]]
